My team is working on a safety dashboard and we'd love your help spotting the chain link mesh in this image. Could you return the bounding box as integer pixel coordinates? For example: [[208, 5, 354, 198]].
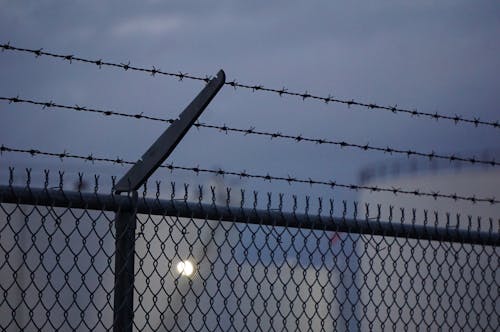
[[0, 203, 116, 330], [0, 174, 498, 331]]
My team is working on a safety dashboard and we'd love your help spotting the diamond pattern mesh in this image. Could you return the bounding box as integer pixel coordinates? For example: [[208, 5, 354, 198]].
[[0, 185, 498, 331]]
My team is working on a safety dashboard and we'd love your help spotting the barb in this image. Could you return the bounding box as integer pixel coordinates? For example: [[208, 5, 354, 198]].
[[1, 144, 498, 205], [2, 96, 498, 168], [1, 42, 498, 130]]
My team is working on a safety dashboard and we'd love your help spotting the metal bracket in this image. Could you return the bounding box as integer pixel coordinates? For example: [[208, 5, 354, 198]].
[[114, 70, 226, 193]]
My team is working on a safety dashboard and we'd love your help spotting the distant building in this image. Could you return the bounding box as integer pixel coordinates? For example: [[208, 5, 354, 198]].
[[357, 156, 499, 331]]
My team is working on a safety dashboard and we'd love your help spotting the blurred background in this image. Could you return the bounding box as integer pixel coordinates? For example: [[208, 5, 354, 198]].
[[0, 1, 499, 331]]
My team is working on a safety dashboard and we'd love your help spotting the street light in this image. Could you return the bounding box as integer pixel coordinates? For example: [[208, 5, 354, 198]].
[[176, 260, 195, 277]]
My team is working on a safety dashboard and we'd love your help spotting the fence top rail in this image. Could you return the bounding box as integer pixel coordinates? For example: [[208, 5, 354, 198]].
[[0, 184, 498, 247]]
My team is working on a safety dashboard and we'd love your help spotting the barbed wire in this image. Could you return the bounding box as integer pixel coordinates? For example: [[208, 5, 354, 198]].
[[1, 42, 499, 130], [0, 144, 497, 204], [2, 96, 498, 168], [0, 96, 175, 124]]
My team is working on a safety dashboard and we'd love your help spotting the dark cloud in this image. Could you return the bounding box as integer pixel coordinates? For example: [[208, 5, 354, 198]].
[[1, 1, 499, 204]]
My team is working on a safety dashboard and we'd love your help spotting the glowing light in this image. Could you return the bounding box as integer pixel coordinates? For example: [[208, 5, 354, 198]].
[[176, 260, 194, 276]]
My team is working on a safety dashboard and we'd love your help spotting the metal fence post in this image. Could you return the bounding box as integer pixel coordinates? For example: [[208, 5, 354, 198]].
[[111, 70, 224, 330], [113, 191, 138, 332]]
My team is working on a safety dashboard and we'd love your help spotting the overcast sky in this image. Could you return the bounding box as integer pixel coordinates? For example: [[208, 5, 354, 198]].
[[0, 0, 499, 208]]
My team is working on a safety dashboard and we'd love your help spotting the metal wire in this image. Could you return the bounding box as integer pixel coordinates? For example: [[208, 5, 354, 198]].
[[0, 169, 498, 331], [0, 96, 175, 123], [2, 96, 498, 168], [1, 144, 498, 204], [2, 42, 498, 130]]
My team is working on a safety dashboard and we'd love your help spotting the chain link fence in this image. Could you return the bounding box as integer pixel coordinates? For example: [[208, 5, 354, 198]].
[[0, 172, 498, 331]]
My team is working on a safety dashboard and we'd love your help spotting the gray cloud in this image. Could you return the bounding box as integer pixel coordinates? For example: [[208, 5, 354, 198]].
[[0, 1, 499, 204]]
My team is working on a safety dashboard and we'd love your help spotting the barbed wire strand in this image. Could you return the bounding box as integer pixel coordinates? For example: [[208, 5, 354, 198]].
[[0, 96, 174, 124], [1, 96, 498, 168], [1, 42, 498, 130], [0, 144, 497, 205]]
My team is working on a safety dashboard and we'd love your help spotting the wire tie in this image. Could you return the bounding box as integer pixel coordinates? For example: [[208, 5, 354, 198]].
[[9, 95, 19, 104], [271, 132, 281, 139], [177, 71, 186, 81], [244, 127, 255, 135], [227, 80, 238, 89], [121, 61, 130, 71], [58, 150, 67, 161]]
